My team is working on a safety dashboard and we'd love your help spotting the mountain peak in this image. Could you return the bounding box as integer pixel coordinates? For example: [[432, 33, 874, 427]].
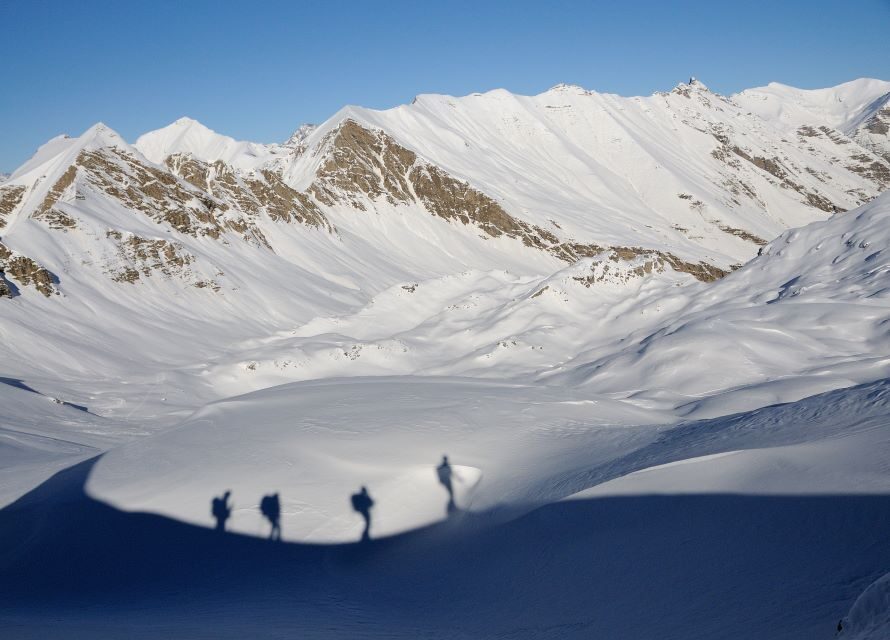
[[285, 124, 316, 148], [671, 77, 710, 96], [79, 122, 127, 148], [173, 116, 203, 127], [547, 83, 589, 95], [134, 118, 266, 169]]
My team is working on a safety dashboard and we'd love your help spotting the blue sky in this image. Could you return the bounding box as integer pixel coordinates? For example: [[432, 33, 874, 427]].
[[1, 0, 888, 172]]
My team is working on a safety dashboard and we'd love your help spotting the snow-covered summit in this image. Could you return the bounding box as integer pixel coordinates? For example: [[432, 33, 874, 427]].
[[734, 77, 890, 133], [134, 117, 283, 171], [8, 123, 128, 183], [284, 123, 316, 148]]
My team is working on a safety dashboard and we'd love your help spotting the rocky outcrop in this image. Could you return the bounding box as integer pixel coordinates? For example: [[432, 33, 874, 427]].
[[308, 120, 728, 282], [571, 248, 728, 287], [0, 240, 58, 297], [864, 105, 890, 136], [165, 154, 331, 232], [711, 142, 842, 213], [74, 148, 226, 238], [104, 230, 220, 290], [308, 120, 416, 209], [33, 165, 79, 229], [309, 120, 569, 252], [717, 224, 768, 246], [792, 121, 890, 190], [0, 184, 26, 229], [846, 153, 890, 190], [0, 274, 13, 298], [15, 145, 335, 297]]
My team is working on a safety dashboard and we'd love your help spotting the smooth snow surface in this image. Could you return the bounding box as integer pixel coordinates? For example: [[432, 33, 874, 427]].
[[735, 78, 890, 134], [841, 571, 890, 639], [134, 117, 292, 171]]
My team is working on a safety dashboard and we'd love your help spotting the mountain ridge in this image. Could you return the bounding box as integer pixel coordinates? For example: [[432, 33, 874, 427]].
[[0, 77, 888, 420]]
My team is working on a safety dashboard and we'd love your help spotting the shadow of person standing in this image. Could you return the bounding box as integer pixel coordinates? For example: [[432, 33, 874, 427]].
[[260, 493, 282, 541], [437, 455, 458, 515], [211, 490, 232, 532], [350, 486, 374, 542]]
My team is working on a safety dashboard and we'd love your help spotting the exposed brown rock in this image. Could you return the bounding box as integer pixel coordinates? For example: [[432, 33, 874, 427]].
[[804, 192, 841, 213], [720, 177, 763, 208], [571, 248, 727, 286], [864, 107, 890, 135], [310, 121, 600, 260], [165, 153, 212, 191], [818, 126, 850, 145], [846, 154, 890, 189], [165, 153, 331, 238], [77, 149, 223, 238], [710, 145, 742, 169], [106, 231, 203, 286], [717, 224, 768, 245], [33, 166, 79, 229], [730, 147, 788, 181], [311, 120, 729, 282], [0, 240, 58, 297], [726, 145, 840, 213], [309, 120, 415, 209], [0, 184, 26, 228], [194, 280, 221, 292], [661, 252, 728, 282], [248, 170, 330, 229]]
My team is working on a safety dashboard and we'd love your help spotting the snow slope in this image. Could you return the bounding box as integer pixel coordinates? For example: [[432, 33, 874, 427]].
[[555, 190, 890, 416], [278, 79, 888, 267], [134, 117, 293, 172], [734, 78, 890, 134], [76, 191, 890, 544], [1, 77, 890, 638], [841, 571, 890, 639], [3, 371, 889, 639], [1, 78, 887, 424]]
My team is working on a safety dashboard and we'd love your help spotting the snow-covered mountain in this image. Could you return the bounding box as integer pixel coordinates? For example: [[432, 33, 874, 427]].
[[3, 77, 890, 639], [736, 78, 890, 163], [1, 78, 888, 415]]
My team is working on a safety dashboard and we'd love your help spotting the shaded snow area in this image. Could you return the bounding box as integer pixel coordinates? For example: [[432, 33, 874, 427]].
[[2, 380, 890, 639], [2, 79, 890, 638], [840, 571, 890, 639]]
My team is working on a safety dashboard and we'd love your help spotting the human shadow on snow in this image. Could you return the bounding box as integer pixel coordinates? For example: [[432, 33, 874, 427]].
[[1, 456, 889, 640]]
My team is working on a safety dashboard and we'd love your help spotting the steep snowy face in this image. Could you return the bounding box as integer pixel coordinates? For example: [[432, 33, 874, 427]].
[[849, 94, 890, 163], [284, 123, 316, 148]]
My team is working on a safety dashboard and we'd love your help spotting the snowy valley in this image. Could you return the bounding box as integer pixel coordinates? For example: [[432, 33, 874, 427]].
[[2, 77, 890, 639]]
